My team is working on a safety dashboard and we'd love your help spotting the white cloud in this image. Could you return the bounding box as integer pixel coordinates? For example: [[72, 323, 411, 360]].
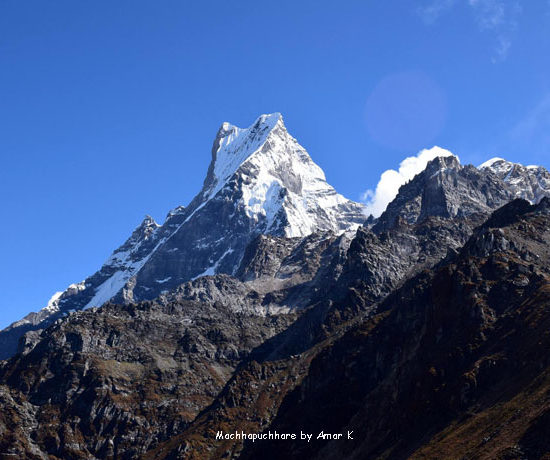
[[469, 0, 506, 29], [493, 35, 512, 62], [418, 0, 457, 24], [468, 0, 521, 62], [361, 146, 458, 218], [418, 0, 522, 62]]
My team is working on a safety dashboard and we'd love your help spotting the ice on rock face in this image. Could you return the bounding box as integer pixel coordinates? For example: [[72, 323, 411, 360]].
[[206, 113, 283, 200], [43, 291, 63, 314], [166, 205, 186, 219], [203, 112, 367, 238], [479, 157, 550, 203], [82, 217, 165, 310], [478, 157, 506, 170]]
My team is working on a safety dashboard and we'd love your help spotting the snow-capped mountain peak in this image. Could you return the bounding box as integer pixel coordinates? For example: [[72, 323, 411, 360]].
[[478, 157, 550, 203], [193, 112, 365, 238], [478, 157, 506, 169], [0, 113, 366, 349], [204, 112, 283, 200]]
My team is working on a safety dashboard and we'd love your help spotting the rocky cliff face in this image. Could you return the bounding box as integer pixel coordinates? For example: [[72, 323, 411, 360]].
[[2, 114, 550, 460], [479, 157, 550, 203], [373, 155, 518, 233], [0, 297, 296, 459]]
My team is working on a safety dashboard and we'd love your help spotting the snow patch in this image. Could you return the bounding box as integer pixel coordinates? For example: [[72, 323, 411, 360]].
[[42, 291, 63, 313], [166, 112, 365, 242], [83, 270, 131, 309], [156, 277, 172, 284], [208, 113, 282, 200], [478, 156, 550, 203], [192, 248, 234, 280], [83, 236, 167, 310], [217, 113, 364, 237], [478, 157, 506, 169], [39, 281, 86, 315]]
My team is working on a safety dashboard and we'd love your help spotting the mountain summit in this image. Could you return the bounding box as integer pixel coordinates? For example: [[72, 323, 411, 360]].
[[124, 113, 366, 300], [479, 157, 550, 203], [372, 153, 550, 233], [0, 113, 366, 358], [185, 112, 366, 239]]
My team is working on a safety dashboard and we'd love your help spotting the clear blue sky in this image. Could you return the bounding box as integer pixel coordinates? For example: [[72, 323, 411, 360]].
[[1, 0, 549, 328]]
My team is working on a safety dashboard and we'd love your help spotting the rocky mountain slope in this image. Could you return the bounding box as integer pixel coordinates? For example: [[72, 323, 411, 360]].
[[141, 169, 550, 460], [0, 113, 366, 360], [1, 114, 550, 459], [238, 197, 550, 460]]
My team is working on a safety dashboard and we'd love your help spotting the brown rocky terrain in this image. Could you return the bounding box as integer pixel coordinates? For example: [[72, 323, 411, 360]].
[[199, 198, 550, 460]]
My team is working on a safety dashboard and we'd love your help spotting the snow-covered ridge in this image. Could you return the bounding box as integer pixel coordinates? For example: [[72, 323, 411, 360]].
[[478, 157, 550, 203], [77, 115, 291, 310], [82, 216, 164, 309], [204, 112, 366, 237], [206, 113, 282, 200], [16, 113, 366, 328], [478, 157, 506, 169], [43, 291, 63, 314]]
